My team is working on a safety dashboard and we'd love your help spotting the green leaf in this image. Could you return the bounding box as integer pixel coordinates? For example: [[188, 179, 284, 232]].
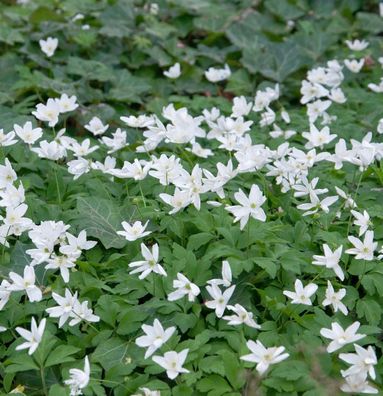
[[108, 70, 152, 103], [48, 384, 68, 396], [44, 345, 81, 368], [356, 298, 382, 326], [196, 375, 232, 395], [74, 197, 127, 249], [67, 57, 113, 82], [221, 350, 246, 390], [92, 337, 129, 370], [187, 232, 215, 251], [5, 355, 39, 373]]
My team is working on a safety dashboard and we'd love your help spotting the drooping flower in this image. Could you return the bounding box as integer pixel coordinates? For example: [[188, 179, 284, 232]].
[[64, 356, 90, 396]]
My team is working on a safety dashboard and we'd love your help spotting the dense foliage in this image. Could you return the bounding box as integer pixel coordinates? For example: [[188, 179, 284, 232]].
[[0, 0, 383, 395]]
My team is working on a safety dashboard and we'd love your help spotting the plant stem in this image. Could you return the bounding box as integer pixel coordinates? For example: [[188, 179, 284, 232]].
[[40, 366, 48, 396], [53, 163, 62, 205]]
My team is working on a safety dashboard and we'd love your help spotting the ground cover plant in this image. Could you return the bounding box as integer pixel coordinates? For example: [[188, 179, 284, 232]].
[[0, 0, 383, 395]]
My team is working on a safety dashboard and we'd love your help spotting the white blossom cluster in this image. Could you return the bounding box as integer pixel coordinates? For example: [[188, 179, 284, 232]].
[[1, 34, 383, 395]]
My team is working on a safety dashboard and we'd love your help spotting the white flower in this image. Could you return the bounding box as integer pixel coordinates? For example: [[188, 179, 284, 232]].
[[69, 300, 100, 326], [231, 96, 252, 118], [0, 183, 25, 208], [39, 37, 58, 57], [185, 142, 213, 158], [159, 188, 191, 215], [350, 210, 371, 236], [120, 115, 155, 128], [328, 87, 347, 103], [0, 159, 17, 189], [260, 108, 276, 127], [67, 158, 91, 180], [205, 64, 231, 82], [327, 139, 352, 169], [136, 388, 160, 396], [292, 177, 328, 198], [283, 279, 317, 305], [297, 193, 338, 216], [368, 79, 383, 93], [129, 243, 167, 279], [320, 321, 365, 353], [0, 129, 17, 147], [117, 220, 151, 241], [226, 185, 266, 230], [345, 39, 369, 51], [164, 63, 181, 79], [223, 304, 261, 329], [56, 94, 78, 113], [335, 186, 357, 209], [112, 159, 151, 180], [340, 373, 378, 394], [206, 260, 232, 287], [64, 356, 90, 396], [152, 349, 189, 379], [84, 116, 109, 136], [168, 273, 200, 302], [322, 281, 348, 315], [68, 139, 99, 157], [205, 284, 235, 318], [46, 289, 79, 328], [300, 80, 329, 104], [302, 124, 337, 149], [344, 59, 365, 73], [377, 118, 383, 134], [0, 280, 11, 310], [101, 128, 127, 154], [346, 231, 377, 261], [13, 122, 42, 144], [31, 140, 66, 160], [32, 98, 60, 127], [240, 340, 289, 375], [340, 344, 377, 380], [4, 203, 31, 229], [45, 254, 76, 283], [15, 317, 46, 355], [136, 319, 176, 358], [312, 244, 344, 281], [8, 265, 42, 302], [60, 230, 97, 259], [306, 99, 331, 123]]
